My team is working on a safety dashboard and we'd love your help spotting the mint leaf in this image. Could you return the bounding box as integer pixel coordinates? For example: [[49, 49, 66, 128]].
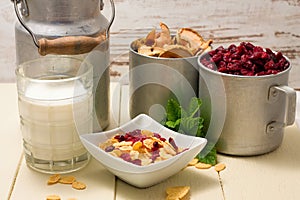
[[163, 97, 217, 166], [165, 119, 181, 129], [180, 117, 202, 137], [197, 144, 217, 166], [166, 99, 181, 122], [188, 97, 202, 117]]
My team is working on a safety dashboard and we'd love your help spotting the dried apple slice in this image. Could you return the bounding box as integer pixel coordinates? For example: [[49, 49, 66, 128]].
[[138, 45, 165, 57], [155, 22, 173, 48], [195, 39, 213, 55], [177, 28, 209, 55], [159, 45, 193, 58], [145, 28, 156, 46]]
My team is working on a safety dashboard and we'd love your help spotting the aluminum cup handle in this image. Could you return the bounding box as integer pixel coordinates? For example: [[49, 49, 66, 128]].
[[269, 85, 296, 126]]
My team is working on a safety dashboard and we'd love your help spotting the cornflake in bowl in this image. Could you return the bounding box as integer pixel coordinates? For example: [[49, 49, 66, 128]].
[[100, 129, 188, 166], [80, 114, 207, 188]]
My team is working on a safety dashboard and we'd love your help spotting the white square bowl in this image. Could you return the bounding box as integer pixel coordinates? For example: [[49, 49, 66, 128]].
[[80, 114, 207, 188]]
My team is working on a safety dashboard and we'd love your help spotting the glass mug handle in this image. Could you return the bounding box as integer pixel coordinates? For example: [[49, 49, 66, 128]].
[[267, 85, 296, 134]]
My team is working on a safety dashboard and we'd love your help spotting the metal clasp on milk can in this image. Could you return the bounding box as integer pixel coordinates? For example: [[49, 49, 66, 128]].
[[12, 0, 115, 56]]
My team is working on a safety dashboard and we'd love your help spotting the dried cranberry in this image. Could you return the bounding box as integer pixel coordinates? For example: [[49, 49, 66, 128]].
[[114, 135, 125, 142], [131, 159, 142, 166], [130, 129, 141, 137], [228, 44, 237, 52], [211, 53, 222, 63], [153, 133, 166, 142], [240, 69, 249, 75], [223, 52, 231, 62], [264, 60, 275, 70], [231, 53, 241, 60], [120, 153, 131, 162], [253, 46, 264, 53], [244, 42, 255, 50], [218, 67, 228, 73], [153, 141, 159, 148], [151, 150, 160, 161], [105, 145, 115, 152], [168, 137, 178, 150]]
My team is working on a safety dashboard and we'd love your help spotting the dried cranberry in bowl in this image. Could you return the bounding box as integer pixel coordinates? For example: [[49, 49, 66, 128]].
[[200, 42, 290, 76]]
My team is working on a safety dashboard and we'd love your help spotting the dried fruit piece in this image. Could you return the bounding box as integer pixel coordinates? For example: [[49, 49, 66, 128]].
[[139, 154, 152, 166], [72, 181, 87, 190], [46, 194, 61, 200], [145, 28, 156, 46], [133, 141, 143, 151], [130, 150, 139, 160], [163, 142, 177, 155], [195, 39, 213, 56], [159, 45, 193, 58], [155, 22, 173, 48], [195, 162, 212, 169], [141, 129, 154, 137], [187, 158, 199, 166], [138, 46, 165, 57], [160, 148, 174, 160], [177, 28, 205, 55], [166, 186, 190, 200], [214, 163, 226, 172], [59, 176, 76, 184], [47, 174, 61, 185], [113, 141, 133, 147], [143, 138, 154, 149], [119, 145, 133, 151]]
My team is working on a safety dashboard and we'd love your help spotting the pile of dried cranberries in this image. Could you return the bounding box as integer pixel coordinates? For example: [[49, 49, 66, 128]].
[[200, 42, 290, 76]]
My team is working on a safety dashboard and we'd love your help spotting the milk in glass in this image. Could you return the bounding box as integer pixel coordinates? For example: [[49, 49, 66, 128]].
[[16, 57, 93, 173], [19, 79, 92, 161]]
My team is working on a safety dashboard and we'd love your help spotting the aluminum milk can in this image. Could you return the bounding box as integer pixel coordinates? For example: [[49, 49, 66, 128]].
[[12, 0, 115, 132]]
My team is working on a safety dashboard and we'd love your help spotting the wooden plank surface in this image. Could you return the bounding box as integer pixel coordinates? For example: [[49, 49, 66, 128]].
[[9, 82, 120, 200], [108, 0, 300, 88], [0, 84, 23, 200], [116, 167, 224, 200], [218, 125, 300, 200], [10, 158, 115, 200], [1, 0, 299, 87]]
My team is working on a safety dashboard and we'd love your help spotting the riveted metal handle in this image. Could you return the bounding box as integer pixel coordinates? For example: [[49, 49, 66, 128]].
[[268, 85, 296, 126]]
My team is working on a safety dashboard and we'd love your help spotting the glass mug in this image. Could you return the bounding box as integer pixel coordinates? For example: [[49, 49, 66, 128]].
[[16, 56, 93, 173]]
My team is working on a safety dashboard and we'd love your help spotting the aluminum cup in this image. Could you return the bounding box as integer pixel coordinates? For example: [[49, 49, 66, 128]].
[[198, 52, 296, 155], [129, 39, 199, 122]]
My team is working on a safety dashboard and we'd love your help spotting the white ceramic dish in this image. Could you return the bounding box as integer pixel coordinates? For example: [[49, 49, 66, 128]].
[[80, 114, 207, 188]]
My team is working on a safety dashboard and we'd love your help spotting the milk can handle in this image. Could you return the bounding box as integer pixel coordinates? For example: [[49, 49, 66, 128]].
[[269, 85, 296, 126], [13, 0, 115, 56]]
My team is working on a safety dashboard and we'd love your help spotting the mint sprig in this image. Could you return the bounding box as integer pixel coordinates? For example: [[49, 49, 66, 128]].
[[163, 97, 217, 165]]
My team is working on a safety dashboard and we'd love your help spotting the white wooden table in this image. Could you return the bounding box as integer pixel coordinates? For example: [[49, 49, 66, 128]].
[[1, 83, 300, 200]]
